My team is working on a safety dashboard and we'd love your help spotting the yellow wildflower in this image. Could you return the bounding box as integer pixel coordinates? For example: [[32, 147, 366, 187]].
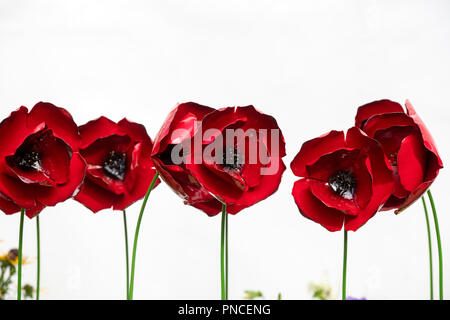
[[0, 249, 32, 265]]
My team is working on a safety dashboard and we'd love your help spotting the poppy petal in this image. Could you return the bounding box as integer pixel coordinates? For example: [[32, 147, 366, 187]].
[[344, 128, 394, 231], [112, 162, 160, 211], [74, 177, 117, 213], [352, 157, 373, 210], [306, 149, 360, 181], [118, 118, 154, 156], [397, 135, 427, 192], [0, 193, 20, 215], [154, 159, 221, 214], [309, 179, 359, 215], [0, 107, 44, 158], [28, 102, 80, 149], [0, 166, 37, 209], [79, 116, 127, 149], [355, 99, 404, 128], [292, 179, 345, 232], [227, 158, 286, 214], [291, 131, 345, 178], [25, 201, 46, 219], [362, 113, 417, 139], [35, 152, 86, 207], [191, 199, 223, 217], [405, 100, 443, 168], [200, 106, 286, 158], [186, 162, 245, 203], [381, 195, 406, 211], [395, 181, 432, 214], [152, 102, 215, 156]]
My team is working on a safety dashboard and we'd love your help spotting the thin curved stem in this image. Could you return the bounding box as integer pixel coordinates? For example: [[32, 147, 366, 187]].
[[123, 210, 130, 299], [422, 197, 433, 300], [427, 190, 443, 300], [36, 215, 41, 300], [17, 208, 25, 300], [342, 230, 348, 300], [225, 208, 228, 300], [128, 172, 159, 300], [220, 204, 227, 300]]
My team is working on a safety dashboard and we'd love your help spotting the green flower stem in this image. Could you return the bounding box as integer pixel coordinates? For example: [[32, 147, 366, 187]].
[[342, 230, 348, 300], [422, 197, 433, 300], [225, 208, 229, 300], [17, 208, 25, 300], [123, 210, 130, 299], [128, 172, 159, 300], [427, 190, 443, 300], [36, 215, 41, 300], [220, 204, 227, 300], [220, 204, 228, 300]]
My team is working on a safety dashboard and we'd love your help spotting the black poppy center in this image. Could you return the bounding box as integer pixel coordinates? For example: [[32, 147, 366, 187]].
[[103, 151, 127, 180], [13, 146, 41, 172], [328, 170, 356, 200], [222, 146, 243, 171]]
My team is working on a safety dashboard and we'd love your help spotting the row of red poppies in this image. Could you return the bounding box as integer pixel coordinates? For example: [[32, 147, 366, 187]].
[[0, 99, 443, 300], [0, 100, 441, 226]]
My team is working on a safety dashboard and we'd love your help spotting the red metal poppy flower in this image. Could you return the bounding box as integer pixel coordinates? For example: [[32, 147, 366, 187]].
[[355, 99, 443, 212], [152, 103, 286, 216], [0, 102, 86, 218], [74, 117, 159, 212], [151, 102, 223, 216], [291, 128, 394, 231], [185, 105, 287, 214]]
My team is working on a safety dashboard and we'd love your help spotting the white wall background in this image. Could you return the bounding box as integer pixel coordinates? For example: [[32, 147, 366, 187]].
[[0, 0, 449, 300]]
